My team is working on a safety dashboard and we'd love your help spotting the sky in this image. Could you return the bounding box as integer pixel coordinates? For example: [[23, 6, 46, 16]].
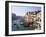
[[11, 5, 41, 16]]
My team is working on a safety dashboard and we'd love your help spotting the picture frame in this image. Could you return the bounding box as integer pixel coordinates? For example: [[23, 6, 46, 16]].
[[5, 1, 45, 36]]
